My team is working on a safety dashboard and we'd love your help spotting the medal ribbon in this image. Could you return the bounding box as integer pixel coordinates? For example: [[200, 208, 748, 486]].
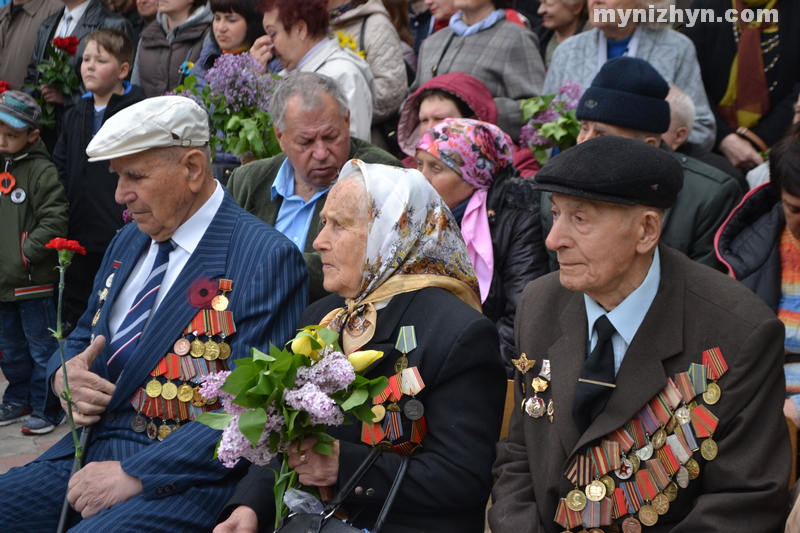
[[608, 427, 635, 452], [702, 347, 728, 380], [221, 310, 236, 336], [203, 398, 221, 411], [565, 455, 579, 484], [411, 416, 427, 443], [180, 356, 196, 381], [400, 367, 425, 396], [387, 375, 402, 402], [602, 439, 621, 471], [599, 497, 613, 526], [589, 445, 612, 477], [613, 488, 628, 519], [648, 394, 672, 427], [383, 410, 403, 440], [554, 499, 571, 528], [621, 482, 642, 512], [189, 404, 201, 420], [207, 310, 222, 336], [690, 404, 719, 438], [130, 388, 147, 412], [165, 353, 180, 380], [393, 441, 415, 456], [582, 499, 601, 528], [163, 398, 177, 421], [150, 358, 167, 377], [636, 404, 660, 435], [184, 311, 206, 336], [645, 458, 670, 491], [361, 422, 383, 446], [677, 422, 699, 451], [625, 419, 647, 449], [372, 388, 390, 404], [687, 363, 708, 395], [177, 399, 190, 421], [657, 442, 681, 474], [674, 372, 695, 403], [635, 469, 658, 501], [663, 378, 683, 409], [218, 279, 233, 292], [667, 433, 692, 464], [395, 326, 417, 353]]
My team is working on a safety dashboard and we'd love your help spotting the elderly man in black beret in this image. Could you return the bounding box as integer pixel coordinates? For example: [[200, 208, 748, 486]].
[[490, 136, 790, 533], [540, 56, 741, 273]]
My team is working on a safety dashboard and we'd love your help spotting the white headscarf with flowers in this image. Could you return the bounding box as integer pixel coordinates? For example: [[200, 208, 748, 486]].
[[320, 160, 480, 354]]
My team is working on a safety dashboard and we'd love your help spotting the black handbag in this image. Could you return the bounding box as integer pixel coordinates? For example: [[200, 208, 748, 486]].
[[275, 448, 409, 533]]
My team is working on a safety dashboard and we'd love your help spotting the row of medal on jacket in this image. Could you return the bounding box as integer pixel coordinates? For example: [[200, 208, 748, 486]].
[[553, 349, 727, 531]]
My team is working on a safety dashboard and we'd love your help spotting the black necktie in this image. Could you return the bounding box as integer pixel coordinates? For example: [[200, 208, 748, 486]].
[[573, 315, 617, 433]]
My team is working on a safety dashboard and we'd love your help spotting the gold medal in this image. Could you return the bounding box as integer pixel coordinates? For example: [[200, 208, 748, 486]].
[[664, 482, 679, 502], [177, 383, 194, 403], [161, 381, 178, 400], [566, 489, 587, 512], [687, 400, 698, 411], [628, 453, 641, 473], [157, 422, 172, 441], [173, 338, 191, 356], [205, 395, 218, 406], [531, 377, 549, 393], [621, 517, 642, 533], [99, 288, 108, 302], [92, 309, 102, 327], [371, 404, 386, 423], [387, 402, 401, 412], [638, 504, 658, 527], [585, 479, 606, 501], [211, 294, 229, 311], [600, 475, 615, 494], [191, 386, 207, 407], [146, 379, 163, 398], [701, 437, 718, 460], [652, 493, 670, 515], [702, 382, 721, 405], [218, 340, 231, 360], [394, 355, 408, 374], [511, 353, 535, 374], [651, 428, 667, 450], [377, 440, 393, 453], [190, 338, 205, 358], [686, 458, 700, 480], [203, 340, 220, 361]]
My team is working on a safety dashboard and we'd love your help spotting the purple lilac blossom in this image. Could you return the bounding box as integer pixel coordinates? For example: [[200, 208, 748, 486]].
[[205, 54, 276, 113], [556, 80, 581, 109], [296, 351, 355, 394], [285, 383, 345, 426], [199, 371, 231, 400]]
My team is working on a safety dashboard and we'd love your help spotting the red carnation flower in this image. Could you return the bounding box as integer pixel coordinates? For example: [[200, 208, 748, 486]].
[[0, 81, 9, 95], [46, 238, 86, 255], [187, 276, 219, 308], [53, 36, 80, 57]]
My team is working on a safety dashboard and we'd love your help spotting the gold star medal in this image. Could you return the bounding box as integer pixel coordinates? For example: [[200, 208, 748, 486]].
[[512, 353, 535, 374]]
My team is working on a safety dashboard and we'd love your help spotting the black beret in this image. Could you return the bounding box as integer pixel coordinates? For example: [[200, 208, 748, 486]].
[[532, 136, 684, 208], [577, 57, 671, 134]]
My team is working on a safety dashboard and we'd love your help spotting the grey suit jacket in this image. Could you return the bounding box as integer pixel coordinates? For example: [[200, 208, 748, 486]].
[[490, 245, 790, 533]]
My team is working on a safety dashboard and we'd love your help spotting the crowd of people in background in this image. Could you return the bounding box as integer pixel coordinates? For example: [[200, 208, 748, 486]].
[[0, 0, 799, 531]]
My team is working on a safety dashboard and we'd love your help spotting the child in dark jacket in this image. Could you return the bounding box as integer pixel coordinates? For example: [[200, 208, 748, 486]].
[[53, 28, 145, 333], [0, 91, 68, 434]]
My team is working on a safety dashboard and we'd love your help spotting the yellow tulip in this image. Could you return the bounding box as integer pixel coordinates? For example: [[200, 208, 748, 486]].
[[347, 350, 383, 372], [291, 334, 322, 361]]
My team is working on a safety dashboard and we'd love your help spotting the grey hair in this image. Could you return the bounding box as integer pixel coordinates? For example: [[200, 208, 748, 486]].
[[269, 72, 349, 131], [666, 83, 696, 130]]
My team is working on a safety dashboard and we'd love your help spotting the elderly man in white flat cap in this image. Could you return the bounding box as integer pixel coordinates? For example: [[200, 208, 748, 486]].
[[0, 96, 308, 533]]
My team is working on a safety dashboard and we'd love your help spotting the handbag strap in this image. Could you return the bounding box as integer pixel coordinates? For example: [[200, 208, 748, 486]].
[[324, 449, 410, 533]]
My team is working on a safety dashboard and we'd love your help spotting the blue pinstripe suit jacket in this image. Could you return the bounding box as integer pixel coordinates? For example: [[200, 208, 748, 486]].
[[40, 191, 309, 501]]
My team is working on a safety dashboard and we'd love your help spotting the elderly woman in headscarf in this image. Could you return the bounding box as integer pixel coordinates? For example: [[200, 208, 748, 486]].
[[415, 118, 550, 375], [216, 160, 506, 533]]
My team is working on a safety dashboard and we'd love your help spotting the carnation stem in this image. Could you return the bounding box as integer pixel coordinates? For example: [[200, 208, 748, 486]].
[[56, 255, 83, 468]]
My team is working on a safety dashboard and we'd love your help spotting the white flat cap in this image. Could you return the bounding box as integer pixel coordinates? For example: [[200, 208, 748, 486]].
[[86, 95, 210, 162]]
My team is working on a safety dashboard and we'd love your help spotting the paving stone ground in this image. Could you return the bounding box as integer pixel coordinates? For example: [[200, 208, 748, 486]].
[[0, 369, 71, 474]]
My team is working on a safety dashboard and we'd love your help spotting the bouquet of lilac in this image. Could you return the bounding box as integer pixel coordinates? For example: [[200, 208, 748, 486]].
[[171, 53, 281, 160], [196, 326, 387, 528], [519, 80, 582, 165]]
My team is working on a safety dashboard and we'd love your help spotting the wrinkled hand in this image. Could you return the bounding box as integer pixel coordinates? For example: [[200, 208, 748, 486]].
[[249, 35, 274, 69], [41, 85, 64, 105], [719, 133, 764, 172], [67, 461, 143, 518], [286, 438, 340, 487], [53, 335, 115, 426], [213, 505, 259, 533]]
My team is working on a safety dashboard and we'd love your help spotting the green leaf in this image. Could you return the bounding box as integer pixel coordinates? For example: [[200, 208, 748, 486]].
[[340, 388, 369, 411], [313, 431, 336, 443], [367, 376, 389, 398], [251, 373, 277, 395], [533, 146, 549, 166], [316, 327, 339, 347], [221, 364, 258, 396], [226, 115, 241, 131], [270, 351, 293, 376], [252, 347, 276, 363], [312, 441, 334, 456], [238, 407, 267, 447], [195, 411, 233, 430], [285, 408, 300, 432], [352, 403, 378, 423]]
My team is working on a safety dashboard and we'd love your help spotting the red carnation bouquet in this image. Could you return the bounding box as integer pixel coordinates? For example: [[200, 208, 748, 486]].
[[34, 36, 80, 130]]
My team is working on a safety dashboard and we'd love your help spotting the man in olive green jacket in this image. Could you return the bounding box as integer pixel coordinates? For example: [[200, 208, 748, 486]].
[[228, 72, 401, 302]]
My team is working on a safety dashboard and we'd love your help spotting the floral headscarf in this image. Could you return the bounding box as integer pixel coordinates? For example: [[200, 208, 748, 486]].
[[321, 159, 480, 354], [417, 118, 514, 302]]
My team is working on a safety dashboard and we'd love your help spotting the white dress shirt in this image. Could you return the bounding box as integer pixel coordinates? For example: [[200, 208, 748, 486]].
[[56, 0, 90, 37]]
